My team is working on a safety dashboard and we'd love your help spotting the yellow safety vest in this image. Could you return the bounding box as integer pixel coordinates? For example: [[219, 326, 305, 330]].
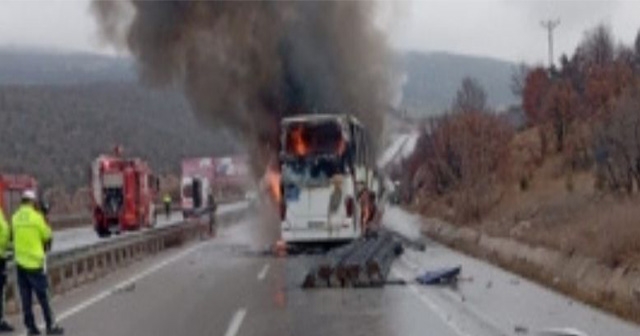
[[0, 208, 9, 257], [12, 204, 52, 270]]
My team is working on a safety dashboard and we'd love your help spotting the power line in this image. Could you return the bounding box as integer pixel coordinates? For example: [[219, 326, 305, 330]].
[[541, 19, 561, 68]]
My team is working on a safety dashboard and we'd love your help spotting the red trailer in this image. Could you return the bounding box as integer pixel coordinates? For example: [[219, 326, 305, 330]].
[[0, 174, 38, 217], [91, 153, 159, 237]]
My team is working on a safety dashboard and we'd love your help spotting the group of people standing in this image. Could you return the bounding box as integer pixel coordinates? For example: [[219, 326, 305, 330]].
[[0, 190, 63, 336]]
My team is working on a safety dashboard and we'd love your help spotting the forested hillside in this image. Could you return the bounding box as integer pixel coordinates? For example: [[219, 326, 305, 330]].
[[0, 83, 236, 190]]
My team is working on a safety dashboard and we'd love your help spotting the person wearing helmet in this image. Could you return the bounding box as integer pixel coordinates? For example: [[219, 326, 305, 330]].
[[0, 205, 13, 333], [12, 190, 63, 335]]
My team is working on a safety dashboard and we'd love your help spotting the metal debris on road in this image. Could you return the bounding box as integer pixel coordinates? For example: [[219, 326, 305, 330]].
[[415, 266, 461, 285], [112, 282, 136, 295], [302, 229, 405, 289], [537, 328, 589, 336]]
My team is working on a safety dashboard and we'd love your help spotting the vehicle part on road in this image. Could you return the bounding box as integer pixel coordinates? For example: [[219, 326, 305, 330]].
[[302, 229, 405, 289], [415, 266, 462, 285], [537, 328, 589, 336], [514, 324, 529, 334], [385, 228, 426, 251]]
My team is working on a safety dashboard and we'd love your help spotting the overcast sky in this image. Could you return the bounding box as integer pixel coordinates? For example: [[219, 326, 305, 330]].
[[1, 0, 640, 65]]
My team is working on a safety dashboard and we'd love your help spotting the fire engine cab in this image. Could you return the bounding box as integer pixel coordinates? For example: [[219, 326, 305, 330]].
[[91, 152, 159, 237], [0, 174, 38, 217]]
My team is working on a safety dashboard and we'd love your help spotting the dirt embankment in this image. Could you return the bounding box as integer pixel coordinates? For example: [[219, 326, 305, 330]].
[[419, 214, 640, 323], [408, 128, 640, 322]]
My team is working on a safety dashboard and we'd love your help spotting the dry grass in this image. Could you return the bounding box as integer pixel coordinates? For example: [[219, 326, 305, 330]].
[[417, 128, 640, 267]]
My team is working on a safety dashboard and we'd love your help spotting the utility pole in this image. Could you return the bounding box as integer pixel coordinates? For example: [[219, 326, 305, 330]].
[[541, 19, 561, 68]]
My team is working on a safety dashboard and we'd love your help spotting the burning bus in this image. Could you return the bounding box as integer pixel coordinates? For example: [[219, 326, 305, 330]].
[[278, 114, 382, 244]]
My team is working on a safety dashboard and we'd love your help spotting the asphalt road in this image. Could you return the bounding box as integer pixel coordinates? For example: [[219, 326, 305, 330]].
[[16, 206, 640, 336]]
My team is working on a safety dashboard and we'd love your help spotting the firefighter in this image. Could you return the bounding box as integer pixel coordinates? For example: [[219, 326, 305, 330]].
[[163, 193, 172, 219], [0, 206, 13, 333], [207, 193, 217, 236], [12, 190, 63, 336]]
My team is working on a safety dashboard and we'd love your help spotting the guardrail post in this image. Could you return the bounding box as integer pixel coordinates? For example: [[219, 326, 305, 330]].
[[49, 267, 63, 295], [5, 277, 18, 314], [87, 257, 95, 281]]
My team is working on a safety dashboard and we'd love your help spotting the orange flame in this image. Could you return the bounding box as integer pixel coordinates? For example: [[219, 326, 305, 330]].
[[265, 167, 281, 203], [337, 138, 346, 155], [291, 127, 308, 156]]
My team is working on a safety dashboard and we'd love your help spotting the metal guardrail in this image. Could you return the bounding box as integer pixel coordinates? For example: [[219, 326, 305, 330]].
[[2, 207, 248, 314], [46, 198, 247, 229], [48, 213, 92, 230]]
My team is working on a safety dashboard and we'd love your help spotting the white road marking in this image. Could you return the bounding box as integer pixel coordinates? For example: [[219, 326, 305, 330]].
[[257, 264, 270, 281], [398, 255, 505, 335], [18, 243, 206, 336], [224, 308, 247, 336], [392, 268, 473, 336]]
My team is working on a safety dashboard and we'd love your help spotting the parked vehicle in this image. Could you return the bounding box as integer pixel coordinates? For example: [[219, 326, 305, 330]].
[[91, 152, 159, 237], [278, 114, 381, 244]]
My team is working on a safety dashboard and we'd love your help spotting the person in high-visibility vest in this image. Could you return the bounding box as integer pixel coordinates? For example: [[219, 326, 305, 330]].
[[163, 193, 172, 219], [12, 190, 63, 336], [0, 206, 14, 333]]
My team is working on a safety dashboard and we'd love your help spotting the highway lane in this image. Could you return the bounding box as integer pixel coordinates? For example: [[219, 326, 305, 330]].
[[52, 201, 249, 253], [22, 206, 640, 336]]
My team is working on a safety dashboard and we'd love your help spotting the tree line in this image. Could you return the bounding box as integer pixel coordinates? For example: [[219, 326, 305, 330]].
[[402, 24, 640, 222]]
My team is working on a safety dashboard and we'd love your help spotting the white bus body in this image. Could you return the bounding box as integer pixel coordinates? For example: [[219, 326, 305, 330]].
[[279, 114, 378, 244]]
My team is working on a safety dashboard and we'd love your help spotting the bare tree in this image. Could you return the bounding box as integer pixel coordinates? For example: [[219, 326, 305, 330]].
[[510, 63, 529, 97], [578, 24, 615, 67], [452, 77, 487, 113], [594, 87, 640, 193], [634, 29, 640, 72]]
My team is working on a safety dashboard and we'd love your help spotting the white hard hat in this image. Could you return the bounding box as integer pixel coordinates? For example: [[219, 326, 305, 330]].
[[22, 190, 37, 201]]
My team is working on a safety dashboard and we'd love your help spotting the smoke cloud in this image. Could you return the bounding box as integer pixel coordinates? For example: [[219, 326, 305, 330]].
[[91, 0, 394, 175]]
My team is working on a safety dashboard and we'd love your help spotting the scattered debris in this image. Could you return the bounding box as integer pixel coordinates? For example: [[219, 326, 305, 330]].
[[385, 228, 426, 251], [537, 327, 589, 336], [486, 280, 493, 289], [514, 324, 529, 334], [113, 282, 136, 295], [302, 229, 405, 288], [415, 266, 461, 285]]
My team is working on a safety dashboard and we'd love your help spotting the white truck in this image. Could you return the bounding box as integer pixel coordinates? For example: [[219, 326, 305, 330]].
[[181, 158, 214, 218]]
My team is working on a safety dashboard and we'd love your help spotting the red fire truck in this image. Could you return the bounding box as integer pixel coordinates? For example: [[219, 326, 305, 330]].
[[0, 174, 38, 217], [91, 152, 159, 237]]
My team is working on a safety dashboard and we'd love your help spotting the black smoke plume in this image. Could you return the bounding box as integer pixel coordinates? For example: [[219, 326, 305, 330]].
[[91, 0, 394, 175]]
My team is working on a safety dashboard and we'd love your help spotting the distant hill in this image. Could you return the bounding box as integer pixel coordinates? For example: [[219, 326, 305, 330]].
[[0, 47, 134, 85], [400, 51, 518, 116], [0, 47, 520, 189], [0, 83, 238, 190]]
